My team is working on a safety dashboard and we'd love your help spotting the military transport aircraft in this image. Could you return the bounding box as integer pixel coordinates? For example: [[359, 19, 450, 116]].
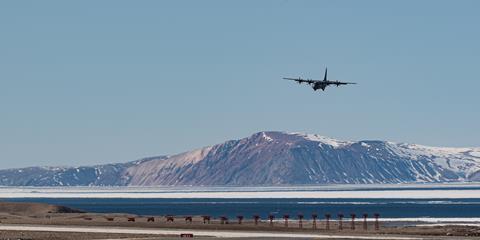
[[283, 68, 356, 91]]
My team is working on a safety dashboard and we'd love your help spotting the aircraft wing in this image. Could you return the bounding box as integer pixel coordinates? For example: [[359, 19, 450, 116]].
[[283, 78, 315, 84], [329, 81, 356, 86]]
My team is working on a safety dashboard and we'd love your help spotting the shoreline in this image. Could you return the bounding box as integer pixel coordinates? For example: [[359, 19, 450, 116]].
[[1, 191, 480, 239], [0, 209, 479, 239]]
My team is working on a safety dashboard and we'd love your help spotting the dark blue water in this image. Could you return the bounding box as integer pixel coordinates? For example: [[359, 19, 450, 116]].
[[5, 198, 480, 219]]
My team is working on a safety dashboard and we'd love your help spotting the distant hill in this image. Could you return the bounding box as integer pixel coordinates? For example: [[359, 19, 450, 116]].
[[0, 202, 83, 215], [1, 131, 479, 186]]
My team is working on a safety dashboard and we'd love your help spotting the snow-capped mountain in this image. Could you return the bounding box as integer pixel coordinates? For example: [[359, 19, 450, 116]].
[[1, 131, 479, 186]]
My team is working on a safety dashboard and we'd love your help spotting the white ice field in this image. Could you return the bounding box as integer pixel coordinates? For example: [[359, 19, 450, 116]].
[[0, 183, 479, 199]]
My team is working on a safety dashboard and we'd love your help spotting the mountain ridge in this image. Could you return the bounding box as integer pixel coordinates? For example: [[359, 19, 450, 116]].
[[1, 131, 479, 186]]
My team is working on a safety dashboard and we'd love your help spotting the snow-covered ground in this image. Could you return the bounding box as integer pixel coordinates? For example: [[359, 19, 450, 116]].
[[0, 184, 479, 198], [1, 189, 480, 199], [292, 131, 480, 181]]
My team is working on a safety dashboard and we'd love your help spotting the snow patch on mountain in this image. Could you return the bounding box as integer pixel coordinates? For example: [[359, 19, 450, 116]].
[[361, 142, 371, 148], [467, 150, 480, 158], [384, 142, 480, 178], [290, 132, 353, 148], [261, 132, 273, 142]]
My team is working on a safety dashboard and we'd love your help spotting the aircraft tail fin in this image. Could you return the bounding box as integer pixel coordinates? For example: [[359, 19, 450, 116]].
[[323, 68, 327, 81]]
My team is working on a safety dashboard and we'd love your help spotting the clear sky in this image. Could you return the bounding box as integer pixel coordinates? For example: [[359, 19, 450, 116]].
[[1, 1, 479, 169]]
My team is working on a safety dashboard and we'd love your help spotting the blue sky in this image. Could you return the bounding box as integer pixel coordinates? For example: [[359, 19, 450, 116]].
[[1, 1, 479, 168]]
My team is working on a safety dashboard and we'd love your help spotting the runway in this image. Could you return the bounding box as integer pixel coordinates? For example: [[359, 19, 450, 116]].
[[0, 224, 425, 239]]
